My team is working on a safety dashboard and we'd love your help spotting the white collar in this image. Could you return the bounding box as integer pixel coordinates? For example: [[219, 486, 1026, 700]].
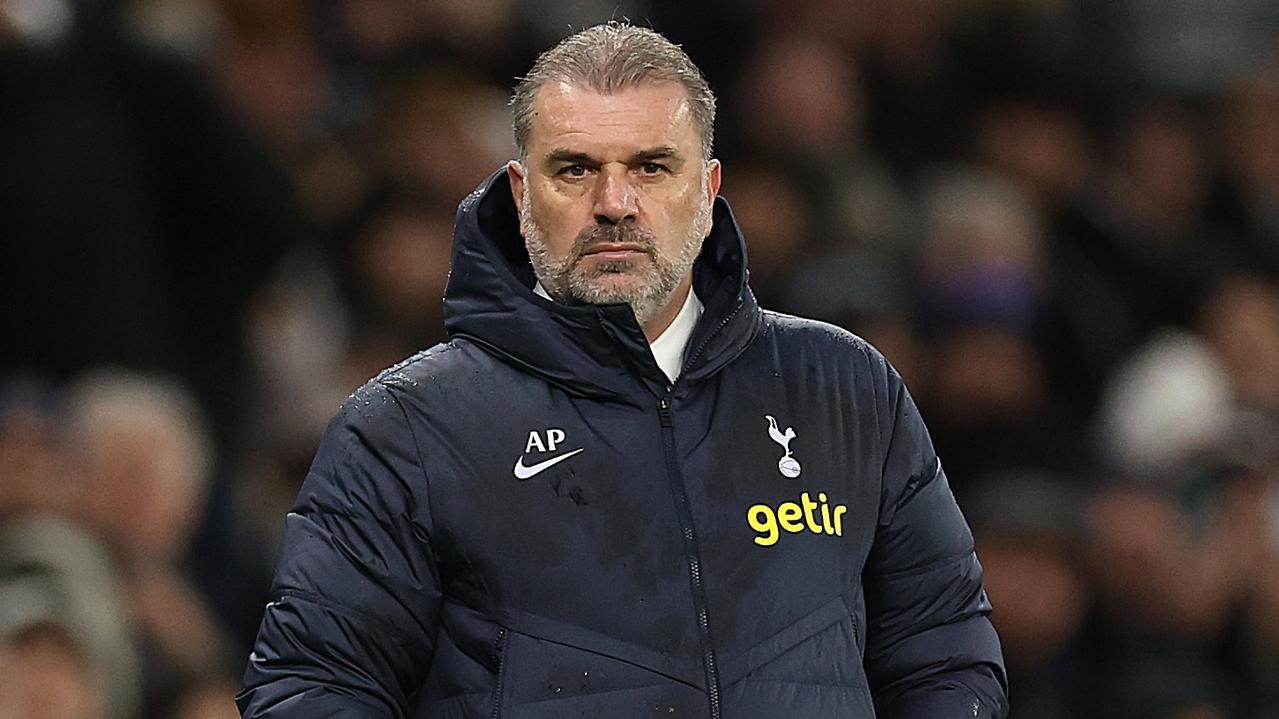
[[533, 282, 703, 384], [648, 287, 703, 384]]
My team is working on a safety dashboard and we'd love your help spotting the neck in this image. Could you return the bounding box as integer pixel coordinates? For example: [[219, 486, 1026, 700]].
[[642, 277, 692, 342]]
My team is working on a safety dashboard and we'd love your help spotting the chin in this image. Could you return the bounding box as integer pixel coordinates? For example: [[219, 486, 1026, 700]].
[[581, 272, 648, 302]]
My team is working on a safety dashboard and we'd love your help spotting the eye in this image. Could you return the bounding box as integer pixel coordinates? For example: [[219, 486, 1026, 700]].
[[640, 162, 667, 175], [558, 164, 588, 178]]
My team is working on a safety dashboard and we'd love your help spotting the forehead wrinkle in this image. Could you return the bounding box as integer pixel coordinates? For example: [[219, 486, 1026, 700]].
[[529, 82, 700, 154], [542, 146, 682, 165]]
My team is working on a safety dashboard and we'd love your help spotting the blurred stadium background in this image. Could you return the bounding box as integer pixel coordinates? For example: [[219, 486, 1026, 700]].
[[2, 0, 1279, 717]]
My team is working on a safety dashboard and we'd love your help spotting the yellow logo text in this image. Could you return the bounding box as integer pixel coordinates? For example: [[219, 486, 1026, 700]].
[[747, 492, 847, 547]]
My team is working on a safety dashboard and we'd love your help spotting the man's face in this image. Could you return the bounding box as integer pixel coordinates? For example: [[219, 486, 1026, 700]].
[[508, 81, 721, 328]]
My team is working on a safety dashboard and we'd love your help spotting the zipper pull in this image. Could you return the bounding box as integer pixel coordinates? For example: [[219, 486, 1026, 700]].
[[658, 397, 672, 427]]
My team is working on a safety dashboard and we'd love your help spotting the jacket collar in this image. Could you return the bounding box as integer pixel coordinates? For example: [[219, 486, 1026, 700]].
[[443, 169, 761, 403]]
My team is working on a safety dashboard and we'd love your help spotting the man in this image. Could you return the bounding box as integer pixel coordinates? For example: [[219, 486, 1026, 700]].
[[239, 22, 1007, 719]]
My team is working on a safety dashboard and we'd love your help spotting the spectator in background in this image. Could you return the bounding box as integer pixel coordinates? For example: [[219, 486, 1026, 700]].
[[0, 0, 299, 445], [732, 32, 914, 258], [1196, 274, 1279, 415], [910, 168, 1080, 487], [0, 620, 103, 719], [333, 188, 458, 373], [165, 679, 241, 719], [967, 473, 1090, 719], [206, 0, 328, 160], [67, 371, 213, 567], [1095, 330, 1235, 479], [1050, 101, 1240, 405], [1089, 331, 1273, 718], [65, 370, 237, 719], [970, 98, 1093, 218], [847, 0, 971, 175], [727, 32, 917, 327], [1241, 423, 1279, 712], [0, 378, 71, 521], [222, 187, 462, 566], [966, 95, 1105, 417], [1213, 54, 1279, 275], [715, 157, 824, 308], [0, 516, 140, 719], [736, 35, 865, 163], [368, 64, 511, 203], [1, 0, 302, 658]]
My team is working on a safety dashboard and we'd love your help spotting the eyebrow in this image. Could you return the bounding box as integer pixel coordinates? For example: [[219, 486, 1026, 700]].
[[543, 146, 684, 166], [632, 146, 681, 163], [544, 149, 595, 166]]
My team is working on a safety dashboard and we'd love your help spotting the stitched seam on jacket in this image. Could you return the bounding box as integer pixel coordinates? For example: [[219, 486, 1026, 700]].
[[382, 382, 438, 536], [249, 685, 395, 717], [871, 547, 978, 582], [511, 683, 697, 708], [879, 682, 989, 717], [893, 456, 943, 515], [878, 373, 905, 482], [275, 587, 422, 649], [724, 612, 847, 683], [736, 678, 868, 690], [499, 624, 703, 690]]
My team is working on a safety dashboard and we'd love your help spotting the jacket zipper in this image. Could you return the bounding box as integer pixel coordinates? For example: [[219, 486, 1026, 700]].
[[681, 298, 743, 375], [658, 393, 722, 719], [490, 628, 508, 719]]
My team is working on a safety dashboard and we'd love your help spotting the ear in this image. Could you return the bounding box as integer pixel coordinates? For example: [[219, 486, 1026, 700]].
[[706, 159, 722, 203], [507, 160, 526, 216]]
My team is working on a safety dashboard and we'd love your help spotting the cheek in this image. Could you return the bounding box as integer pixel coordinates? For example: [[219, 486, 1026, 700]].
[[646, 184, 706, 234], [529, 187, 588, 239]]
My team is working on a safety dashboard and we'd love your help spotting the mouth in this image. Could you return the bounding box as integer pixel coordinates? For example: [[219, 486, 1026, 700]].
[[581, 243, 650, 260]]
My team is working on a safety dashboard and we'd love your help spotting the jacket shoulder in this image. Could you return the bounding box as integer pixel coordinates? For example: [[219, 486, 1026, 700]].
[[362, 338, 502, 396], [758, 309, 893, 373], [316, 340, 491, 443]]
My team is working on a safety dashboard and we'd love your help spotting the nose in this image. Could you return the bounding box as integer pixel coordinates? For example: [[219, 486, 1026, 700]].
[[592, 167, 638, 225]]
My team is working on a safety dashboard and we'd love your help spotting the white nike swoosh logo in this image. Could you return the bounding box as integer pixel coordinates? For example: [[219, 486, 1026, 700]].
[[513, 448, 585, 480]]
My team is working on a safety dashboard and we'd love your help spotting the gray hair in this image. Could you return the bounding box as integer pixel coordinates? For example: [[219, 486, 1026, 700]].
[[67, 367, 213, 492], [511, 22, 716, 161]]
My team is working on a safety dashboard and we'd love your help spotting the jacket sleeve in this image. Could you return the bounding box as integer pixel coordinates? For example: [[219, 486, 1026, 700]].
[[862, 369, 1009, 719], [238, 382, 441, 718]]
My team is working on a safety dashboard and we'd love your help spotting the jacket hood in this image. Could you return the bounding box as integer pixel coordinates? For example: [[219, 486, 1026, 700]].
[[443, 169, 761, 403]]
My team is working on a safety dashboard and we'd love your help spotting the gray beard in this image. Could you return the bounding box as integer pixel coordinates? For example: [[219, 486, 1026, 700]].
[[520, 188, 711, 327]]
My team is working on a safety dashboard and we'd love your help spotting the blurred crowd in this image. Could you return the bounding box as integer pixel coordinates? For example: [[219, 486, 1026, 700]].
[[2, 0, 1279, 717]]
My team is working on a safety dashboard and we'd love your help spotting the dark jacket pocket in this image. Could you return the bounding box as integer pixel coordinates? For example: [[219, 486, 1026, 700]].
[[718, 597, 877, 718], [492, 612, 707, 719]]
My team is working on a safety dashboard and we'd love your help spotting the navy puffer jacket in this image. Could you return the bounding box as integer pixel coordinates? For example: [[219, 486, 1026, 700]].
[[238, 170, 1008, 718]]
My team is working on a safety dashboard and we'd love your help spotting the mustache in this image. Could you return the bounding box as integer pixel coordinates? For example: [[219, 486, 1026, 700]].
[[571, 223, 658, 259]]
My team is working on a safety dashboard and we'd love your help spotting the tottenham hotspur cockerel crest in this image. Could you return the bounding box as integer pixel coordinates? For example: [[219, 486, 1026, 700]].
[[765, 415, 801, 478]]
